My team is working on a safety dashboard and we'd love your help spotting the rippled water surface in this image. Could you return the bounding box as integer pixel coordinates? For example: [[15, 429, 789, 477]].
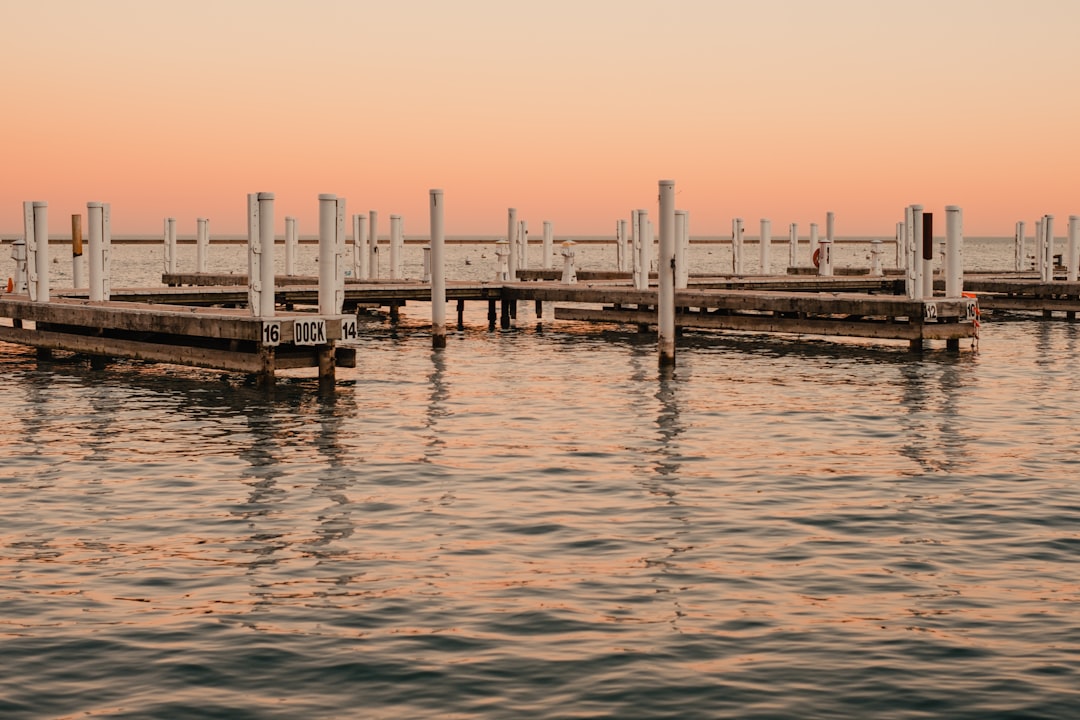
[[1, 242, 1078, 718]]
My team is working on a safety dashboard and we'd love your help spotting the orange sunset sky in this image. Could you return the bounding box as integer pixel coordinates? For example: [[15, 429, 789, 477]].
[[3, 0, 1078, 238]]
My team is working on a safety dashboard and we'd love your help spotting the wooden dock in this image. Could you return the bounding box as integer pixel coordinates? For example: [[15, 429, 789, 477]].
[[958, 275, 1080, 318], [0, 294, 355, 386]]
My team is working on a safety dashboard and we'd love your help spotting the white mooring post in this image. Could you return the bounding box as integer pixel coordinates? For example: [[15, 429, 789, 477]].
[[658, 180, 676, 367], [732, 218, 744, 274], [561, 240, 577, 284], [543, 221, 554, 270], [675, 209, 688, 289], [495, 239, 510, 281], [519, 219, 528, 271], [285, 217, 297, 276], [810, 222, 819, 265], [507, 208, 518, 279], [895, 222, 904, 269], [635, 210, 650, 290], [11, 238, 28, 293], [353, 214, 368, 280], [368, 211, 379, 278], [24, 201, 49, 302], [788, 222, 798, 269], [258, 193, 276, 317], [630, 210, 640, 274], [164, 217, 177, 274], [1035, 218, 1044, 277], [1043, 215, 1055, 282], [247, 195, 259, 312], [71, 214, 84, 289], [1068, 216, 1079, 282], [430, 189, 446, 349], [912, 205, 925, 298], [945, 206, 963, 297], [1015, 221, 1025, 273], [870, 239, 884, 277], [318, 194, 345, 316], [390, 214, 403, 280], [825, 211, 836, 277], [616, 219, 626, 272], [759, 219, 771, 275], [87, 202, 111, 301], [196, 217, 209, 273], [422, 245, 431, 283]]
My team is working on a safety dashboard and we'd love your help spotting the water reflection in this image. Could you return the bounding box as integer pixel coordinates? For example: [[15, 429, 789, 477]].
[[897, 357, 974, 474]]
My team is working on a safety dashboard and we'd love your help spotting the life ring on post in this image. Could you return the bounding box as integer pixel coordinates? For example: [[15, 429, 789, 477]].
[[812, 248, 821, 268]]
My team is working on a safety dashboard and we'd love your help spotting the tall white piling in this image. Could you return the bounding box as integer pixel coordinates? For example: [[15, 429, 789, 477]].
[[353, 214, 368, 279], [675, 210, 689, 289], [369, 211, 379, 278], [543, 221, 554, 270], [788, 222, 798, 268], [630, 210, 640, 273], [1015, 221, 1025, 273], [87, 202, 111, 301], [495, 239, 510, 281], [616, 219, 627, 272], [164, 217, 177, 274], [759, 219, 771, 275], [895, 222, 904, 268], [318, 194, 345, 316], [1069, 216, 1079, 282], [24, 201, 49, 302], [285, 217, 297, 276], [196, 217, 209, 273], [507, 208, 518, 279], [430, 189, 446, 348], [946, 206, 963, 297], [390, 214, 403, 279], [519, 219, 529, 270], [818, 234, 833, 277], [247, 195, 259, 312], [352, 213, 365, 278], [658, 180, 676, 367], [257, 193, 276, 317], [732, 218, 744, 274], [1035, 218, 1044, 278], [71, 214, 84, 289], [635, 210, 650, 289], [910, 205, 924, 298], [1043, 215, 1055, 282], [810, 222, 819, 264]]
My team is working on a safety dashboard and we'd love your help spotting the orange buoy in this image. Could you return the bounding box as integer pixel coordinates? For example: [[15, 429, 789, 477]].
[[5, 277, 12, 293], [812, 248, 821, 268]]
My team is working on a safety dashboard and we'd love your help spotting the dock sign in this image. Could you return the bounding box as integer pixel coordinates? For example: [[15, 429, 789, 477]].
[[293, 318, 327, 346], [261, 321, 282, 347]]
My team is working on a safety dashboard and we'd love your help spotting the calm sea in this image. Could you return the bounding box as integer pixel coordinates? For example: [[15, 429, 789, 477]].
[[1, 239, 1077, 719]]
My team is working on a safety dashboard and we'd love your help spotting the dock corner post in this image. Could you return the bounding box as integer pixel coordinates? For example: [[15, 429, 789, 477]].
[[317, 346, 335, 392], [390, 214, 403, 280], [196, 217, 209, 274], [543, 220, 554, 271], [788, 221, 798, 271], [164, 216, 177, 275], [945, 206, 963, 297], [430, 189, 447, 349], [246, 194, 261, 315], [1067, 215, 1079, 283], [71, 214, 84, 289], [658, 180, 676, 368], [24, 201, 49, 303], [758, 218, 771, 276], [88, 203, 106, 301], [318, 193, 343, 317], [258, 193, 276, 318], [635, 210, 649, 289], [507, 207, 518, 279], [257, 346, 276, 388]]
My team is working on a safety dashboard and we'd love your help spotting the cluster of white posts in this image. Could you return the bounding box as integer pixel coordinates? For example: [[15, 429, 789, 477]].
[[16, 201, 112, 302], [1013, 216, 1080, 281], [896, 205, 964, 300]]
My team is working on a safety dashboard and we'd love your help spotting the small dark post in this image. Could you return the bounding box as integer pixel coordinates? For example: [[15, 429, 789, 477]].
[[923, 212, 934, 261], [488, 299, 497, 331], [456, 299, 465, 330]]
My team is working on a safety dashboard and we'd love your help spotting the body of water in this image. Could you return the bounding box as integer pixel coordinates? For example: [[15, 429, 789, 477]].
[[1, 240, 1077, 718]]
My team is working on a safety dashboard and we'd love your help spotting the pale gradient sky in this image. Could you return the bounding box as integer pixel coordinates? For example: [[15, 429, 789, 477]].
[[3, 0, 1078, 237]]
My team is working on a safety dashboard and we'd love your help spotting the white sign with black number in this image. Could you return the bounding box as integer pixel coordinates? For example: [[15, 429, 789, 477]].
[[293, 318, 328, 346], [966, 300, 978, 321], [923, 303, 938, 320], [341, 317, 358, 341], [261, 321, 282, 347]]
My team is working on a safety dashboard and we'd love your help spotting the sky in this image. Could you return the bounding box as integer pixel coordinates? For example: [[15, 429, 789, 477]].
[[3, 0, 1078, 238]]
